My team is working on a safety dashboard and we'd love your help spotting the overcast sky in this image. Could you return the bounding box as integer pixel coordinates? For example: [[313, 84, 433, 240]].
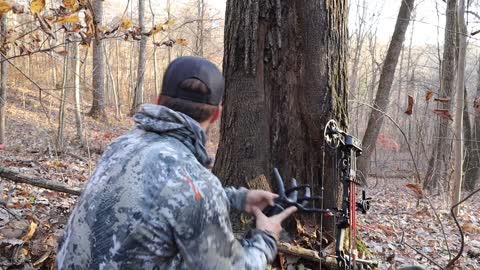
[[108, 0, 480, 48]]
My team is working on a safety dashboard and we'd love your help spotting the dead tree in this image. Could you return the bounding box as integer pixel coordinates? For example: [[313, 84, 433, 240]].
[[357, 0, 415, 184]]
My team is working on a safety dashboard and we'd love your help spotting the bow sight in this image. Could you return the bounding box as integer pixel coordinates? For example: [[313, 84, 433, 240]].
[[266, 119, 376, 269]]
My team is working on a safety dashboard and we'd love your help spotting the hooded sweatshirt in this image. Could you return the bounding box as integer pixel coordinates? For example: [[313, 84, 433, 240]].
[[56, 104, 277, 270]]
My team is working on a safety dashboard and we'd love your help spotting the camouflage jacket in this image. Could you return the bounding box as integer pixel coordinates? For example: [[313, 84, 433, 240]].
[[57, 104, 277, 270]]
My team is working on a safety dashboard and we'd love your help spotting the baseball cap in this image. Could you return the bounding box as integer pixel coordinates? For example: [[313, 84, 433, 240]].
[[161, 56, 225, 105]]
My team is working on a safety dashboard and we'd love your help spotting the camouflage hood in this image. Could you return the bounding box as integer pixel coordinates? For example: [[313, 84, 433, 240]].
[[133, 104, 212, 167]]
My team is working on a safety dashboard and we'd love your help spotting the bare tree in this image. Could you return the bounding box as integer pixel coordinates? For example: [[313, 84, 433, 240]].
[[357, 0, 416, 184], [0, 14, 6, 146], [131, 0, 147, 114], [452, 0, 467, 215], [72, 38, 83, 144], [88, 0, 107, 120], [425, 0, 457, 190], [57, 39, 70, 150], [194, 0, 205, 57]]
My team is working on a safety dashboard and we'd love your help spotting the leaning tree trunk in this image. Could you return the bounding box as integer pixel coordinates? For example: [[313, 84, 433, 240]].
[[87, 0, 107, 120], [424, 0, 457, 191], [214, 1, 348, 235], [357, 0, 415, 185], [0, 14, 6, 146]]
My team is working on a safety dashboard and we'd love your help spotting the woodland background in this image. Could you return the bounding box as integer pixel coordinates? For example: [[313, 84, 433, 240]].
[[0, 0, 479, 269]]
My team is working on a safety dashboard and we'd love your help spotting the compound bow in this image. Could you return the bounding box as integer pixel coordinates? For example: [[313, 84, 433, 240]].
[[264, 119, 376, 269]]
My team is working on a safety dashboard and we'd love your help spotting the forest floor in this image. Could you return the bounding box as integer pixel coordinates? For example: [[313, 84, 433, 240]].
[[1, 86, 479, 269]]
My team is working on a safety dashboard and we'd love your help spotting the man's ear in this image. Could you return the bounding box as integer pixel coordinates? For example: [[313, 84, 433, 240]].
[[156, 95, 163, 105], [210, 105, 222, 123]]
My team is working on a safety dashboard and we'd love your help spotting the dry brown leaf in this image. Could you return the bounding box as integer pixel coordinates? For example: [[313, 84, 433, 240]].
[[432, 109, 454, 121], [406, 183, 423, 198], [426, 91, 434, 101], [434, 97, 450, 103], [147, 22, 165, 36], [55, 14, 79, 24], [63, 0, 78, 11], [84, 8, 94, 36], [462, 223, 480, 234], [405, 95, 414, 115], [0, 1, 12, 14], [164, 18, 175, 26], [120, 16, 132, 29], [377, 224, 396, 236], [21, 221, 37, 241], [176, 38, 188, 46], [30, 0, 45, 14], [55, 50, 68, 56]]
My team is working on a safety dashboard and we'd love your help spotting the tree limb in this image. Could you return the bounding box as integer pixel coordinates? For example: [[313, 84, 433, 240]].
[[0, 166, 81, 196]]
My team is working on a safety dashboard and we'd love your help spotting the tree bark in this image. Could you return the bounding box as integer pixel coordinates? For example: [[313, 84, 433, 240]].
[[466, 57, 480, 191], [357, 0, 415, 184], [214, 0, 349, 235], [0, 15, 6, 146], [87, 0, 107, 120], [194, 0, 205, 57], [424, 0, 457, 190], [131, 0, 147, 114], [56, 38, 70, 151], [452, 0, 467, 215], [72, 38, 83, 144], [463, 87, 477, 190]]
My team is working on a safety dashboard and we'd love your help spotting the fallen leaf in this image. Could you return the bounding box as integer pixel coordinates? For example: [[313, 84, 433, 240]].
[[405, 95, 414, 115], [406, 183, 423, 198], [0, 1, 12, 14], [21, 221, 37, 241], [377, 224, 397, 236], [426, 91, 434, 101], [462, 223, 480, 234], [30, 0, 45, 14]]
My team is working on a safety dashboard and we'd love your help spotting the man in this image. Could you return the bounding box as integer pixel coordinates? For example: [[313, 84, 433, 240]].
[[57, 56, 297, 269]]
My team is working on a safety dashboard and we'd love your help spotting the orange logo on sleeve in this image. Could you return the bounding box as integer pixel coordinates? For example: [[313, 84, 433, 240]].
[[184, 174, 202, 201]]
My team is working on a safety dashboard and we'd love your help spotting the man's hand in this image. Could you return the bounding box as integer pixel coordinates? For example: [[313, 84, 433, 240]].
[[251, 206, 297, 241], [244, 190, 278, 214]]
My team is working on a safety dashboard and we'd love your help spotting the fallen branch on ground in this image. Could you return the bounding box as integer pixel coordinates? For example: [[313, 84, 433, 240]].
[[0, 166, 81, 196]]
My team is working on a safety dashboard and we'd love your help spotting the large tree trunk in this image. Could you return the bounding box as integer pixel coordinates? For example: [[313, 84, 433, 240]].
[[131, 0, 146, 114], [424, 0, 457, 190], [214, 0, 348, 235], [88, 0, 107, 120], [357, 0, 415, 184], [0, 15, 6, 146]]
